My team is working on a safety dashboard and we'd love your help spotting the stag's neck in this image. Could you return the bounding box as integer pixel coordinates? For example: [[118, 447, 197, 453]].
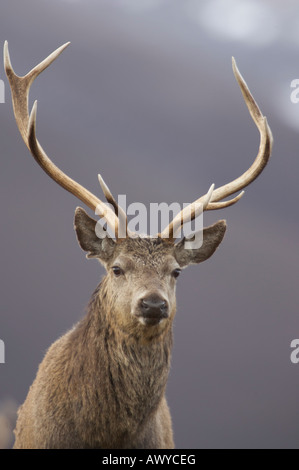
[[68, 283, 173, 447]]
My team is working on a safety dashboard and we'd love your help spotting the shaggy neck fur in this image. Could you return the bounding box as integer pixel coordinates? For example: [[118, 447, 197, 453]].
[[66, 280, 173, 448]]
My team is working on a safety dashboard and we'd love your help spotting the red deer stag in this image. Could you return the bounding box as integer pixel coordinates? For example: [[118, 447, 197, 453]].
[[4, 41, 272, 449]]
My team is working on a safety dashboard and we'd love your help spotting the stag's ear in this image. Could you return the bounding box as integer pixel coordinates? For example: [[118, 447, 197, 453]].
[[74, 207, 116, 262], [174, 220, 226, 267]]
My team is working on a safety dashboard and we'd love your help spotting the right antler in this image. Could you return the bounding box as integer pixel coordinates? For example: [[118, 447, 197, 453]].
[[160, 57, 273, 240], [4, 41, 123, 238]]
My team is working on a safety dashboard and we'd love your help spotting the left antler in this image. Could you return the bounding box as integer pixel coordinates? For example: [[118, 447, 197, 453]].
[[160, 57, 273, 240], [4, 41, 124, 238]]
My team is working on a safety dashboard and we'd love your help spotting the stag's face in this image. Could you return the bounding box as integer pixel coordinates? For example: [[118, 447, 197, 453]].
[[105, 237, 180, 330], [74, 207, 227, 336]]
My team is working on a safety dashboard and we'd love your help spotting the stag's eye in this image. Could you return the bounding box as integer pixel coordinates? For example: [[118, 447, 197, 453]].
[[112, 266, 124, 277], [172, 268, 181, 279]]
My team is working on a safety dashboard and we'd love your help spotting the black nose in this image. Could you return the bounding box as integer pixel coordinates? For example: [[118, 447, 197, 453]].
[[139, 295, 169, 325]]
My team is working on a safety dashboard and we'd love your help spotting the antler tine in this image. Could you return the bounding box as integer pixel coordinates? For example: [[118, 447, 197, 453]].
[[206, 57, 273, 205], [4, 41, 120, 238], [97, 174, 126, 221], [161, 184, 215, 240], [4, 41, 70, 145], [160, 57, 273, 240], [98, 174, 130, 238]]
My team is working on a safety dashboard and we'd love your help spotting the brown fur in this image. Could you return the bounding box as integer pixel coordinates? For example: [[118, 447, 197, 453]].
[[13, 209, 226, 449]]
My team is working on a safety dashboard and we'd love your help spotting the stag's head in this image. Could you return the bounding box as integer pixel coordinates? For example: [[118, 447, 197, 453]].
[[74, 206, 226, 334], [4, 41, 272, 336]]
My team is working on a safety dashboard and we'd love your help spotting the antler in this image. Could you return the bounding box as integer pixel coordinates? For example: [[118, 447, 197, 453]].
[[160, 57, 273, 240], [4, 43, 272, 243], [4, 41, 124, 238]]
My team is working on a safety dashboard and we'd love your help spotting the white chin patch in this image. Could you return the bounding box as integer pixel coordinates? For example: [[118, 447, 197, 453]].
[[136, 316, 165, 327]]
